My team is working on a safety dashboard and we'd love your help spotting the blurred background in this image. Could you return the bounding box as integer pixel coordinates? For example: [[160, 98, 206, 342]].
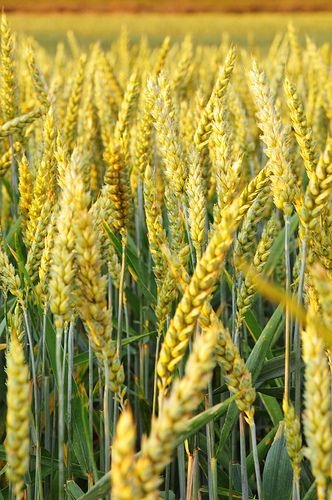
[[3, 0, 332, 12], [4, 0, 332, 51]]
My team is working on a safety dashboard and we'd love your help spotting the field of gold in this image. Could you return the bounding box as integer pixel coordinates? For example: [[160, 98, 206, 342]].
[[0, 12, 331, 500], [7, 12, 332, 51]]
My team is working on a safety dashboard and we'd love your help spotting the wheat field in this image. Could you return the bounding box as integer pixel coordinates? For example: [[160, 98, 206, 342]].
[[6, 12, 332, 51], [0, 12, 332, 500]]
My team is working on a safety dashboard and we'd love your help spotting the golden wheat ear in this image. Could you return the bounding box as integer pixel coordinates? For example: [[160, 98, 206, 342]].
[[6, 328, 30, 499]]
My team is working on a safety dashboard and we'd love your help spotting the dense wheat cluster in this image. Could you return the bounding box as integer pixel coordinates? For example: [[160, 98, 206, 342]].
[[0, 13, 332, 500]]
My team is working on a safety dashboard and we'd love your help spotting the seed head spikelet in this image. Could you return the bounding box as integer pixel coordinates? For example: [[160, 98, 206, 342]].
[[0, 242, 23, 303], [27, 46, 50, 109], [186, 146, 207, 257], [103, 138, 130, 235], [157, 200, 239, 392], [153, 36, 171, 76], [1, 13, 19, 122], [111, 408, 140, 499], [285, 78, 317, 177], [302, 312, 332, 499], [299, 138, 332, 231], [233, 188, 270, 272], [194, 46, 236, 149], [283, 398, 303, 481], [236, 214, 279, 329], [135, 324, 219, 498], [49, 156, 77, 327], [26, 107, 57, 246], [0, 141, 22, 178], [63, 54, 87, 153], [249, 61, 298, 214], [0, 107, 45, 139], [114, 69, 139, 145], [70, 149, 124, 392], [6, 328, 30, 499], [18, 153, 33, 228], [147, 72, 187, 198]]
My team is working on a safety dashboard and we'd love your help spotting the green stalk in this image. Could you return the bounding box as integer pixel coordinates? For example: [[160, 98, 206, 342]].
[[182, 200, 196, 267], [292, 475, 300, 500], [210, 458, 218, 500], [113, 233, 126, 429], [284, 214, 291, 404], [117, 233, 126, 357], [239, 413, 249, 500], [43, 375, 50, 451], [98, 367, 105, 472], [294, 234, 307, 415], [41, 305, 48, 395], [152, 330, 162, 417], [248, 417, 263, 500], [124, 302, 130, 390]]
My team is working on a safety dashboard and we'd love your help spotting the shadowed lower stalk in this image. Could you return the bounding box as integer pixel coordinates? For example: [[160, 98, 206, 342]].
[[165, 464, 170, 500], [206, 384, 217, 500], [88, 341, 94, 484], [177, 443, 186, 499], [230, 276, 237, 500], [124, 301, 130, 390], [55, 326, 64, 500], [193, 448, 200, 499], [41, 303, 48, 489], [104, 360, 110, 473], [67, 321, 74, 478], [43, 375, 50, 496]]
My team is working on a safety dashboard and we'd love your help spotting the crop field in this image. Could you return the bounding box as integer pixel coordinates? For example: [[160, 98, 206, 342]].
[[7, 12, 332, 50], [0, 9, 332, 500]]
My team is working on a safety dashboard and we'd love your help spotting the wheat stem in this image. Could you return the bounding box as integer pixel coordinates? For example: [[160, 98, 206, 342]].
[[248, 417, 263, 500], [239, 412, 249, 500], [284, 214, 291, 403]]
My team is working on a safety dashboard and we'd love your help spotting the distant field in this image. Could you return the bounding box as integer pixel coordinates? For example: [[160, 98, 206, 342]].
[[8, 12, 332, 50], [3, 0, 332, 13]]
